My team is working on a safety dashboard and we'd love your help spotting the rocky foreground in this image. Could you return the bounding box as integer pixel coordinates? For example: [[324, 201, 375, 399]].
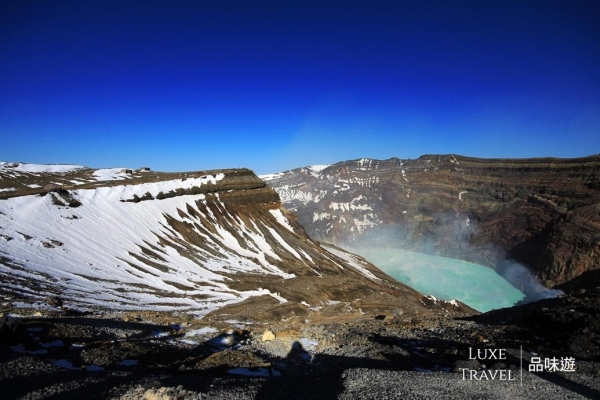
[[2, 287, 599, 399]]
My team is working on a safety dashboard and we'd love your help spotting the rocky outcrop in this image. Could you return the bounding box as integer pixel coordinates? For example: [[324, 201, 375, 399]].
[[263, 155, 600, 289], [471, 286, 600, 360], [2, 288, 598, 399], [1, 165, 461, 321]]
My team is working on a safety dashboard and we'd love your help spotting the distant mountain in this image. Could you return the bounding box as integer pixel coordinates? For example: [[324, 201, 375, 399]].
[[0, 162, 463, 321], [262, 155, 600, 289]]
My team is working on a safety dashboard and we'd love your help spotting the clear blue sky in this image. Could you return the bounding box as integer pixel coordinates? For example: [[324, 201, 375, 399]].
[[1, 0, 599, 174]]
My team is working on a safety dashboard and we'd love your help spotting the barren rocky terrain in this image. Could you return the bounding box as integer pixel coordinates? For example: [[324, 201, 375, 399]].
[[264, 155, 600, 289], [1, 286, 599, 399], [2, 160, 599, 399], [1, 164, 441, 321]]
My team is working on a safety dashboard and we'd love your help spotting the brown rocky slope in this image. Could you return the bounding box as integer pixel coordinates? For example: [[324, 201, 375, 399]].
[[1, 164, 472, 322], [263, 155, 600, 290]]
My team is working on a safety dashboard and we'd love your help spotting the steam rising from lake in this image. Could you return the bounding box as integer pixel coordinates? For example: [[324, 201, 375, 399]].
[[347, 247, 526, 312], [496, 260, 564, 303]]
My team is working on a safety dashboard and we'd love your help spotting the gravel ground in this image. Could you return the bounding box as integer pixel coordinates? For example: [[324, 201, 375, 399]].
[[340, 368, 600, 400], [2, 288, 599, 399]]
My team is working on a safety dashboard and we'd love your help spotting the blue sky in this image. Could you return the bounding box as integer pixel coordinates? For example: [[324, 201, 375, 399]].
[[1, 0, 599, 174]]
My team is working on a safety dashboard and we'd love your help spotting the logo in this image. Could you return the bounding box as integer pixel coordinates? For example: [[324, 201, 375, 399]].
[[461, 347, 516, 381], [460, 347, 576, 384]]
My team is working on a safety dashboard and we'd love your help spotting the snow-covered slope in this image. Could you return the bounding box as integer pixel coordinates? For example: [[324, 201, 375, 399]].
[[0, 165, 429, 319], [1, 174, 242, 313], [0, 162, 152, 195], [260, 161, 384, 242], [0, 162, 85, 174]]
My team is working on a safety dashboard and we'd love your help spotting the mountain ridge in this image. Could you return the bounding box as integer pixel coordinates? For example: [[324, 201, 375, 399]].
[[262, 154, 600, 289], [0, 162, 468, 323], [2, 160, 599, 400]]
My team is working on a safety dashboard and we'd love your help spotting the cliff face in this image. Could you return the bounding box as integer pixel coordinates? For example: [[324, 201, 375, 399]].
[[264, 155, 600, 288], [1, 164, 460, 321]]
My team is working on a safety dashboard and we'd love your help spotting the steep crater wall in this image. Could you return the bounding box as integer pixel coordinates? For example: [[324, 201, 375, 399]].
[[1, 165, 465, 320], [264, 155, 600, 289]]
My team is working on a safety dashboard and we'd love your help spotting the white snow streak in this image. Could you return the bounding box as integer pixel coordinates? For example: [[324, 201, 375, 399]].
[[322, 245, 380, 281], [269, 209, 294, 232]]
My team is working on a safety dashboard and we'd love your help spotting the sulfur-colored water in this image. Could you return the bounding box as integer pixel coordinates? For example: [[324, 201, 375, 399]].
[[347, 247, 525, 313]]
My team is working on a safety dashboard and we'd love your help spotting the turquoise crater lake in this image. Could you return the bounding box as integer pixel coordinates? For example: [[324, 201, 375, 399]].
[[347, 248, 525, 313]]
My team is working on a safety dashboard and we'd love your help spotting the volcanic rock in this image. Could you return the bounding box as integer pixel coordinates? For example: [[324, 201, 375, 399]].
[[0, 165, 449, 322], [264, 155, 600, 289]]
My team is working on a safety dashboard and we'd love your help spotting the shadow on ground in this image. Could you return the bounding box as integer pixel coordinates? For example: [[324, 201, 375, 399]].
[[1, 314, 599, 399]]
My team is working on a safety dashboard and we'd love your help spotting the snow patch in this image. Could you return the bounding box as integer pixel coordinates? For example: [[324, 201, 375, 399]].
[[313, 212, 331, 222], [299, 337, 319, 351], [269, 209, 294, 232], [259, 172, 286, 181], [3, 163, 85, 174], [266, 226, 302, 260], [307, 164, 329, 177], [356, 158, 373, 170], [323, 245, 379, 281], [329, 196, 372, 212], [185, 327, 219, 337], [92, 168, 131, 181]]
